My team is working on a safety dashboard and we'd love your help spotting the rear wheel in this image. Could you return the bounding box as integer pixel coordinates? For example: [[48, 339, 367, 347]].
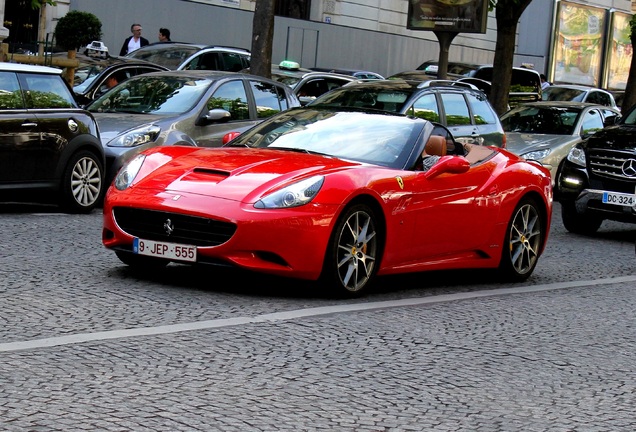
[[561, 200, 602, 235], [499, 198, 544, 281], [60, 150, 104, 213], [320, 204, 381, 296]]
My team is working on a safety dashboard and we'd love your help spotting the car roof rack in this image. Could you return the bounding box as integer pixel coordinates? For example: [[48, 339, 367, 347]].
[[202, 45, 251, 53], [418, 80, 478, 90]]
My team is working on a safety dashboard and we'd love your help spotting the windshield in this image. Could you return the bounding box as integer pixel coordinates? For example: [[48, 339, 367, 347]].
[[87, 75, 211, 114], [72, 64, 109, 90], [311, 87, 410, 112], [270, 73, 302, 87], [229, 108, 425, 168], [500, 106, 579, 135], [542, 87, 586, 102], [126, 45, 202, 69]]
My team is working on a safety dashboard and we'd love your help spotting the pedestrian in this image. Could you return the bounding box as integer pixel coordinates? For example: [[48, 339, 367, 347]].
[[540, 73, 551, 90], [119, 23, 149, 56], [158, 28, 171, 42]]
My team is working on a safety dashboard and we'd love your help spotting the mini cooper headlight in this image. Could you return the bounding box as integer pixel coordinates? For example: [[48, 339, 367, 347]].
[[566, 146, 586, 167], [108, 125, 161, 147], [114, 154, 145, 190], [254, 175, 324, 209], [522, 149, 551, 161]]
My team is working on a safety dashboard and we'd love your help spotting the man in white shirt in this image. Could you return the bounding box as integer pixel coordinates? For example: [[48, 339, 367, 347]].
[[119, 23, 149, 56]]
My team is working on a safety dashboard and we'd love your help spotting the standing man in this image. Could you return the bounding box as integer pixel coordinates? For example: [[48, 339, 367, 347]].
[[158, 28, 171, 42], [119, 23, 149, 56]]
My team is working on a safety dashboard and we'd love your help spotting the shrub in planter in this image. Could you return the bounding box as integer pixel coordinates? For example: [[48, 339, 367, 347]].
[[54, 10, 102, 51]]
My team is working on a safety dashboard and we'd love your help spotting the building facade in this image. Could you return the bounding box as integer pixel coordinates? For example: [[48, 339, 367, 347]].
[[2, 0, 633, 89]]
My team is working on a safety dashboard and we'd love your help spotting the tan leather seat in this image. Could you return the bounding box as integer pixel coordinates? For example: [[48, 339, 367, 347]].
[[424, 135, 447, 157]]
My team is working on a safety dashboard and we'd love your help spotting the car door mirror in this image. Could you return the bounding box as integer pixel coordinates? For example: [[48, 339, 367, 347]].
[[603, 115, 618, 127], [199, 108, 231, 125], [299, 95, 316, 106], [424, 155, 470, 179]]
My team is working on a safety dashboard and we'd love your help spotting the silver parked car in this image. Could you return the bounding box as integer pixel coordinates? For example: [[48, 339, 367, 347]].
[[542, 84, 618, 109], [500, 101, 620, 184], [86, 70, 301, 183]]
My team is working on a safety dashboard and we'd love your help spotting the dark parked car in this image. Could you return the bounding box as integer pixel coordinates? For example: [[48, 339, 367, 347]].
[[242, 61, 359, 105], [52, 52, 169, 106], [310, 78, 506, 147], [125, 42, 251, 72], [0, 63, 105, 212], [86, 69, 301, 183], [309, 67, 384, 80], [556, 102, 636, 234], [390, 64, 542, 107]]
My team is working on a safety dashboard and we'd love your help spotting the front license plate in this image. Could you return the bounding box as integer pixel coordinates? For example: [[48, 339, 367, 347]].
[[602, 191, 636, 207], [133, 238, 197, 262]]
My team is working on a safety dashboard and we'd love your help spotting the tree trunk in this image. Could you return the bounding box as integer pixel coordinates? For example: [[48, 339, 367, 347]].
[[38, 4, 46, 56], [490, 0, 533, 116], [250, 0, 275, 79]]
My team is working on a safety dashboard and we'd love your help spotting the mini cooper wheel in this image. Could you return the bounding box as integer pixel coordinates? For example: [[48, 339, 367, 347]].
[[61, 150, 104, 213], [321, 204, 381, 296], [499, 197, 544, 281]]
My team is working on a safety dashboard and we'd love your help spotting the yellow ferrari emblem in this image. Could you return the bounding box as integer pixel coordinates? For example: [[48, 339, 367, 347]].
[[396, 176, 404, 189]]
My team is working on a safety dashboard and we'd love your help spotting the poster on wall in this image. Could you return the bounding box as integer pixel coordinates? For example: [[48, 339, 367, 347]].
[[552, 1, 607, 87], [407, 0, 488, 33], [606, 11, 632, 91]]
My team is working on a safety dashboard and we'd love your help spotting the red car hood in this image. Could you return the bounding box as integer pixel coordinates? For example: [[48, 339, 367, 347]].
[[131, 146, 361, 202]]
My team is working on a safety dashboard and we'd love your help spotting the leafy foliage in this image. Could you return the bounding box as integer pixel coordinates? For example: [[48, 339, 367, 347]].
[[30, 0, 57, 9], [53, 10, 102, 51]]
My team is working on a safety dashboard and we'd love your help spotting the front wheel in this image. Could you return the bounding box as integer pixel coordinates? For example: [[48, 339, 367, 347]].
[[60, 150, 104, 213], [561, 200, 602, 235], [320, 204, 382, 297], [499, 198, 544, 281]]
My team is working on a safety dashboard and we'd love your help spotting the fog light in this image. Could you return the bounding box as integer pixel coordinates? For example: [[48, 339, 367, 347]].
[[561, 175, 582, 186]]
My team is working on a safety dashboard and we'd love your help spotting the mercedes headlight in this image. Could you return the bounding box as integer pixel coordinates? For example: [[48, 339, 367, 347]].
[[566, 146, 586, 167], [108, 124, 161, 147], [254, 176, 324, 209]]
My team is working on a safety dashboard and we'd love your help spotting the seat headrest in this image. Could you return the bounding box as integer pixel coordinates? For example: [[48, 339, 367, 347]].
[[424, 135, 447, 157]]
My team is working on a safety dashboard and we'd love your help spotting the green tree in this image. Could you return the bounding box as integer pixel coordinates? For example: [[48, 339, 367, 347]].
[[30, 0, 57, 8], [489, 0, 534, 115], [53, 10, 102, 51], [621, 15, 636, 112]]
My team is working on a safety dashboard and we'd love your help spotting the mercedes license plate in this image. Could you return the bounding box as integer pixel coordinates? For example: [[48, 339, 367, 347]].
[[602, 191, 636, 207], [133, 238, 197, 262]]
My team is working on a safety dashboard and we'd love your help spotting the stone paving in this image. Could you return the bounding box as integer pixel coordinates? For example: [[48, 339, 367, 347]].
[[0, 203, 635, 431]]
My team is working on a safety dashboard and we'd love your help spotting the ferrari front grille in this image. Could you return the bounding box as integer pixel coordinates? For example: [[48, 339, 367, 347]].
[[113, 207, 237, 247]]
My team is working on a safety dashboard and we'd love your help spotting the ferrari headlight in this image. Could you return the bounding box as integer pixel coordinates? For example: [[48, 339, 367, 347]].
[[522, 149, 551, 161], [108, 125, 161, 147], [114, 154, 145, 190], [566, 146, 586, 167], [254, 175, 324, 209]]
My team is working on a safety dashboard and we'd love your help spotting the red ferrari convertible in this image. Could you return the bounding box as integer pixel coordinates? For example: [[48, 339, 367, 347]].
[[102, 107, 553, 296]]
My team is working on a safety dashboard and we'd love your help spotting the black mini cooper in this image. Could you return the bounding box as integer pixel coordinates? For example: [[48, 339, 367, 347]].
[[0, 63, 105, 212]]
